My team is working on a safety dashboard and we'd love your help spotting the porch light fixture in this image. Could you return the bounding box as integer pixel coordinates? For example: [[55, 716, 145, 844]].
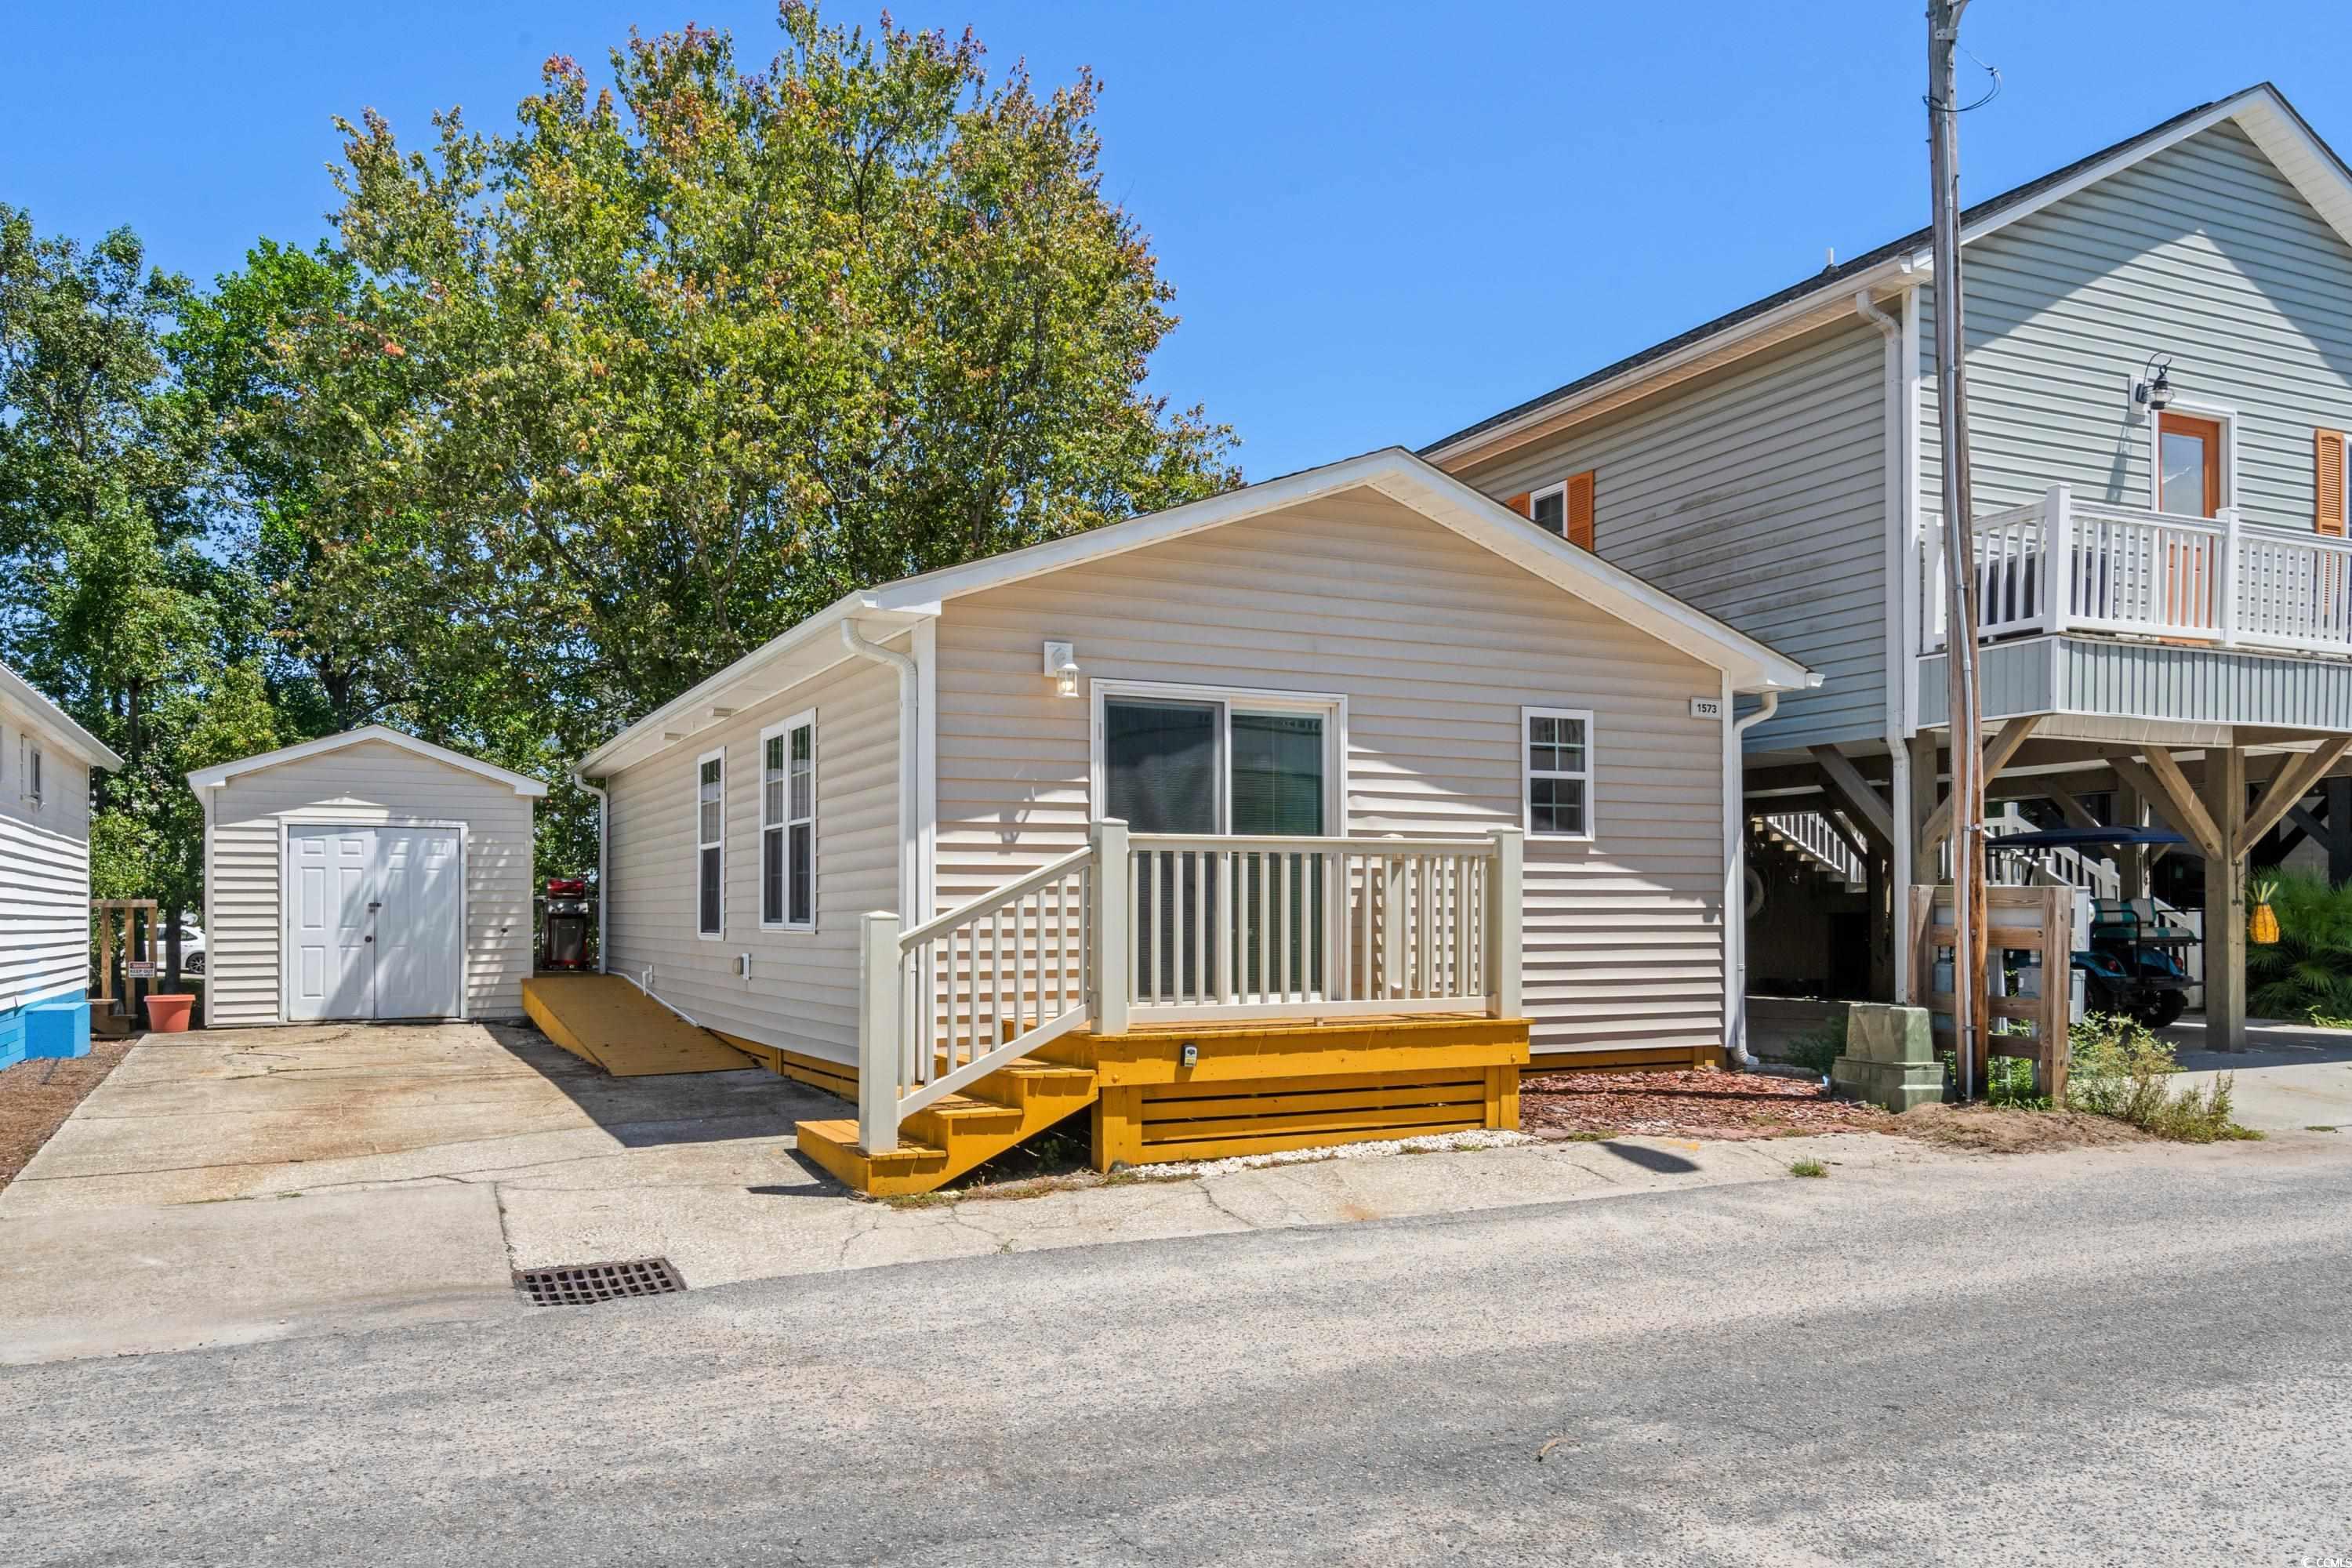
[[1042, 639, 1080, 698], [2134, 352, 2175, 412]]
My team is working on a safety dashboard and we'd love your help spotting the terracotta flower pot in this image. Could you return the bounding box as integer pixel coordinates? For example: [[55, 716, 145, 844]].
[[144, 993, 196, 1033]]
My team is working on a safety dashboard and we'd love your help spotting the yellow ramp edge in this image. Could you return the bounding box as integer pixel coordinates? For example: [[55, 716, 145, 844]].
[[521, 973, 755, 1076]]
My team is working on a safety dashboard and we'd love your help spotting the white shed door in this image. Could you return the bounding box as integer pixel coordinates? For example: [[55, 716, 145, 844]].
[[287, 826, 464, 1021]]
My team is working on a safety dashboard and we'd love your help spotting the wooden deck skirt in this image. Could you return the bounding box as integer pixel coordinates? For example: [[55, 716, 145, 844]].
[[1036, 1014, 1530, 1172]]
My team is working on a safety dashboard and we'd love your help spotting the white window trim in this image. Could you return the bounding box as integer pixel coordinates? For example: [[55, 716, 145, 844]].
[[2145, 397, 2238, 517], [759, 708, 817, 932], [695, 746, 725, 940], [1521, 705, 1596, 841], [1527, 481, 1568, 538], [1087, 678, 1348, 833]]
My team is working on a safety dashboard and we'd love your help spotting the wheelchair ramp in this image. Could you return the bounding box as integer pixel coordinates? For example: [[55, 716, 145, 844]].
[[521, 974, 754, 1076]]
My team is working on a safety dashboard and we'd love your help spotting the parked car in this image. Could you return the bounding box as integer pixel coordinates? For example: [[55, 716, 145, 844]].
[[148, 922, 207, 975]]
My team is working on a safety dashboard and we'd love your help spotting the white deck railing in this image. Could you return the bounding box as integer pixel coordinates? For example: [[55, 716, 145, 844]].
[[1756, 811, 1867, 888], [1922, 485, 2352, 657], [855, 820, 1525, 1152]]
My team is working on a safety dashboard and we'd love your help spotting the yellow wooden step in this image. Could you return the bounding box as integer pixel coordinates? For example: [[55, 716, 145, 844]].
[[793, 1119, 952, 1196], [793, 1065, 1101, 1197]]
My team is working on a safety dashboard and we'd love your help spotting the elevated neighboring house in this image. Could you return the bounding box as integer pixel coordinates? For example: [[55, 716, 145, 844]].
[[1425, 82, 2352, 1050], [0, 661, 122, 1065], [569, 448, 1812, 1192]]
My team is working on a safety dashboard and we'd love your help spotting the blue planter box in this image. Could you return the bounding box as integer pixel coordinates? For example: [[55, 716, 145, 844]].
[[2, 991, 93, 1065]]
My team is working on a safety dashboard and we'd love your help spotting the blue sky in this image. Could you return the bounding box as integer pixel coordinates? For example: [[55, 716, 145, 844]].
[[6, 2, 2348, 479]]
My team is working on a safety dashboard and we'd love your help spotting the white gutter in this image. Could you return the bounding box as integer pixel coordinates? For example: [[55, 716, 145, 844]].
[[1724, 691, 1779, 1070], [840, 619, 922, 922], [571, 773, 610, 974]]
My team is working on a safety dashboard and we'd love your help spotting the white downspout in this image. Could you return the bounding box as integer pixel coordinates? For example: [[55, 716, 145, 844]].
[[1857, 287, 1915, 1001], [570, 774, 609, 974], [840, 619, 920, 923], [1726, 691, 1779, 1069]]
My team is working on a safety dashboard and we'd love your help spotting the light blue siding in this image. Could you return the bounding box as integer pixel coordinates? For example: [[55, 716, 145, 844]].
[[1923, 121, 2352, 532], [1920, 635, 2352, 734], [1457, 316, 1890, 752]]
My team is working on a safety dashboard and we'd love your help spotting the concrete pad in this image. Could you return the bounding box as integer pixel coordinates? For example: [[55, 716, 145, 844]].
[[2165, 1019, 2352, 1132], [0, 1183, 522, 1365]]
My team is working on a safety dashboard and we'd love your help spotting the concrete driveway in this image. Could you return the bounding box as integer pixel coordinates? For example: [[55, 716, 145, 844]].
[[0, 1021, 845, 1363], [2165, 1018, 2352, 1131]]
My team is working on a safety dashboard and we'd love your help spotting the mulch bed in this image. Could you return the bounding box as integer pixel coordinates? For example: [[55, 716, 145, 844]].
[[0, 1034, 137, 1189], [1520, 1068, 1894, 1142]]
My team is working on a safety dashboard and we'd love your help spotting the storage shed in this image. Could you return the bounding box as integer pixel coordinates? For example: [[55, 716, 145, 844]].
[[187, 727, 545, 1026]]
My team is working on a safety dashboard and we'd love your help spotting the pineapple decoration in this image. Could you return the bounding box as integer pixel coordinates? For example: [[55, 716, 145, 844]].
[[2248, 873, 2282, 946]]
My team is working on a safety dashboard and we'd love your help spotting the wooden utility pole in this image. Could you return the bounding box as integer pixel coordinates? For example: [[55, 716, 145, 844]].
[[1929, 0, 1987, 1097]]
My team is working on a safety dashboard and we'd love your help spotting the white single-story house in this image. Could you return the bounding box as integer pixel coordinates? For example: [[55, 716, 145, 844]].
[[567, 448, 1817, 1189], [187, 727, 545, 1026], [0, 661, 122, 1066]]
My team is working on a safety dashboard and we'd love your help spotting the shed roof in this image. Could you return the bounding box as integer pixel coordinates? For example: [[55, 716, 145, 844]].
[[187, 724, 549, 797]]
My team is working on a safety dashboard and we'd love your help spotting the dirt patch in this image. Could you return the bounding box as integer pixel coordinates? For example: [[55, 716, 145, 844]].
[[0, 1034, 137, 1189], [1893, 1102, 2151, 1154], [1521, 1069, 1894, 1141]]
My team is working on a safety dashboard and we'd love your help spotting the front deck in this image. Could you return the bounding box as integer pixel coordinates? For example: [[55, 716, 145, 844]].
[[797, 820, 1538, 1194]]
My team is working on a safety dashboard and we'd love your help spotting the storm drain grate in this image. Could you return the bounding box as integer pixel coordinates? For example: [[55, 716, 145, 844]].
[[515, 1258, 686, 1307]]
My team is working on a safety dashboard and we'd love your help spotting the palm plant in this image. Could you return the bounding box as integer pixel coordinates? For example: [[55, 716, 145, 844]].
[[2244, 871, 2352, 1025]]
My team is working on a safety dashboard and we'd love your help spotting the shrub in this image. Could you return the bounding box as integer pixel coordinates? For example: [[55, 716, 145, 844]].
[[1786, 1011, 1847, 1077], [2065, 1013, 2246, 1142], [2245, 871, 2352, 1025], [1788, 1158, 1827, 1178]]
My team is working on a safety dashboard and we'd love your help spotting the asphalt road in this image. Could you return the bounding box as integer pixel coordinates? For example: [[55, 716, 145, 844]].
[[4, 1135, 2349, 1566]]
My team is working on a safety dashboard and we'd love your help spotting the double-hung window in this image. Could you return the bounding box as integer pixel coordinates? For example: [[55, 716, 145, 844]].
[[695, 750, 724, 937], [761, 712, 815, 930], [1523, 707, 1594, 840], [19, 735, 42, 811]]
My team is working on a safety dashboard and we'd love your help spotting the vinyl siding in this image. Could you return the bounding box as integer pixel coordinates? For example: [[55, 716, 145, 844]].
[[934, 486, 1730, 1058], [203, 741, 535, 1025], [1921, 636, 2352, 734], [0, 702, 93, 1011], [1450, 314, 1890, 752], [602, 649, 901, 1063], [1923, 121, 2352, 538]]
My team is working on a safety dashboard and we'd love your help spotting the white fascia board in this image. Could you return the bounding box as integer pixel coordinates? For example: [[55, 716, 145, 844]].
[[1419, 258, 1913, 467], [855, 450, 1428, 612], [1432, 85, 2352, 470], [575, 598, 934, 778], [187, 724, 549, 797], [0, 661, 123, 771]]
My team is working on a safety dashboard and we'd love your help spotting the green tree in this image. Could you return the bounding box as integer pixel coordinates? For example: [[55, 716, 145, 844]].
[[326, 3, 1237, 746]]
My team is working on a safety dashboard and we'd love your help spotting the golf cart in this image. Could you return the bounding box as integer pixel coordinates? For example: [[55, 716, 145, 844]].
[[1987, 825, 2201, 1029]]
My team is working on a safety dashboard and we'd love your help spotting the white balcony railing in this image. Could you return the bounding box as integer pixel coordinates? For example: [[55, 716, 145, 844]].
[[855, 821, 1525, 1152], [1922, 485, 2352, 657]]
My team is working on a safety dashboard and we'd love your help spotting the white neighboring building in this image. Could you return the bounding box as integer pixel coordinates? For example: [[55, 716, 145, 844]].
[[0, 661, 122, 1065]]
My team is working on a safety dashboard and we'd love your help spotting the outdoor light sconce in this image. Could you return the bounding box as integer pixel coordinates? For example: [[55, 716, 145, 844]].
[[2133, 351, 2176, 412], [1042, 639, 1081, 697]]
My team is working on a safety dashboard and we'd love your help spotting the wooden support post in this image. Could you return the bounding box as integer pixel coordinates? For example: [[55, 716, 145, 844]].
[[1810, 745, 1896, 851], [1092, 1085, 1143, 1172], [2201, 746, 2248, 1053], [2117, 779, 2147, 900]]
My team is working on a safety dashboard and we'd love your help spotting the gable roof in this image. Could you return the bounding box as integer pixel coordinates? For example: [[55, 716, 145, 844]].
[[187, 724, 549, 797], [0, 659, 122, 771], [576, 447, 1818, 776], [1423, 82, 2352, 468]]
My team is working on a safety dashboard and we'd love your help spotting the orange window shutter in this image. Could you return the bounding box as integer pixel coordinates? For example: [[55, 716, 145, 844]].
[[2318, 429, 2348, 537], [1503, 492, 1532, 519], [1565, 470, 1596, 550]]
